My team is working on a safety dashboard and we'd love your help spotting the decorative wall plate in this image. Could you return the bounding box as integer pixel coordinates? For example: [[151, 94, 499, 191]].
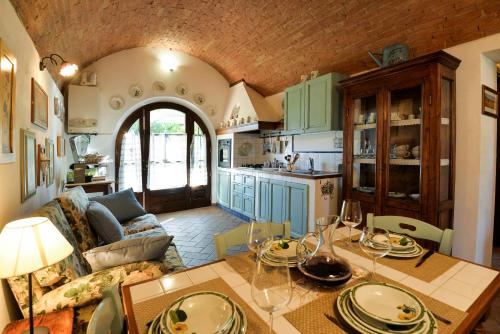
[[109, 95, 125, 110], [128, 84, 144, 98], [206, 105, 217, 116], [175, 83, 189, 96], [152, 80, 167, 93], [193, 93, 206, 105]]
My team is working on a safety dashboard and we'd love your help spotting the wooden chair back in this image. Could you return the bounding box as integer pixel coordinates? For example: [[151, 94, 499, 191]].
[[366, 214, 454, 255], [214, 221, 291, 259]]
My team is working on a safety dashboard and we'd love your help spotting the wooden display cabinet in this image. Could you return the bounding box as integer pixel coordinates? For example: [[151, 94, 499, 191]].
[[341, 51, 460, 231]]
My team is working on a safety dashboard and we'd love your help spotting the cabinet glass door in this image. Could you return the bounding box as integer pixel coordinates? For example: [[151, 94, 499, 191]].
[[440, 78, 453, 201], [352, 95, 377, 195], [387, 86, 422, 201]]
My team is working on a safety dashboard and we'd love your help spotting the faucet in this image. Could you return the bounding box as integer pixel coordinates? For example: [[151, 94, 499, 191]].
[[308, 157, 314, 173]]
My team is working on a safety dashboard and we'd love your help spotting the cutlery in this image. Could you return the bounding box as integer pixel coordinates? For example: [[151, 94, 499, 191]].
[[431, 311, 452, 325], [415, 249, 434, 267], [324, 312, 348, 330]]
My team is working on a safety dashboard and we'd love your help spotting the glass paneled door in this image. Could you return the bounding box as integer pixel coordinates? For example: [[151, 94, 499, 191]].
[[116, 102, 211, 213]]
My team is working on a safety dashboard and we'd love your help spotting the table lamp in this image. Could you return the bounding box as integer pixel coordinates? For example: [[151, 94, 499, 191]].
[[0, 217, 74, 334]]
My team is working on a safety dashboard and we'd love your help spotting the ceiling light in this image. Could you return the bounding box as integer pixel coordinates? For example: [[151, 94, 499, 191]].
[[39, 53, 78, 77], [160, 52, 178, 72]]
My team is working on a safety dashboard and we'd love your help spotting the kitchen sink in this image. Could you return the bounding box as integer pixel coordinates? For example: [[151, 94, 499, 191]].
[[289, 169, 332, 175]]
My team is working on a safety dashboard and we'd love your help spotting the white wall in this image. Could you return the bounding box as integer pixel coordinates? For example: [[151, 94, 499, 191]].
[[68, 48, 230, 201], [445, 33, 500, 265], [0, 0, 65, 329]]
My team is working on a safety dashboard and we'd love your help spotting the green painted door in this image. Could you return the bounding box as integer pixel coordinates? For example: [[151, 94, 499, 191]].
[[217, 170, 231, 207], [243, 195, 255, 218], [305, 74, 332, 133], [257, 178, 271, 221], [270, 179, 287, 223], [286, 182, 308, 237], [284, 82, 305, 134]]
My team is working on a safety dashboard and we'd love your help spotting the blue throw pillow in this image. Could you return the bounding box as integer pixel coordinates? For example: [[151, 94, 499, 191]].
[[92, 188, 147, 222], [86, 201, 125, 244]]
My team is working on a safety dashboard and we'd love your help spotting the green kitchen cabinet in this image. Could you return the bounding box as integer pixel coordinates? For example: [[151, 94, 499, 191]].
[[232, 172, 255, 218], [217, 170, 231, 207], [283, 72, 345, 134], [270, 179, 288, 224], [257, 178, 271, 221], [284, 82, 305, 134], [286, 182, 308, 237]]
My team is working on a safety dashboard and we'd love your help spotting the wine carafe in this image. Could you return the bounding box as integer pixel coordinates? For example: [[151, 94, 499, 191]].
[[296, 215, 352, 286]]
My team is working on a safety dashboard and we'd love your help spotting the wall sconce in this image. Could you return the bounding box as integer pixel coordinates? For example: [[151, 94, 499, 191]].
[[39, 53, 78, 77]]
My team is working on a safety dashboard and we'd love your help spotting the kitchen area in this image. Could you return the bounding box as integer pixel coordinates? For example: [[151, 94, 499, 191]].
[[215, 75, 344, 236]]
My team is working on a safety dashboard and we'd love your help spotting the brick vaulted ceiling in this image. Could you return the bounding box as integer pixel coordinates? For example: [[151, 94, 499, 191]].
[[9, 0, 500, 96]]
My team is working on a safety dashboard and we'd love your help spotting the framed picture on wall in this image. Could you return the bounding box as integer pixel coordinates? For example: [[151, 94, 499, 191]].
[[31, 78, 48, 129], [21, 129, 36, 202], [57, 135, 65, 156], [482, 84, 498, 118], [54, 96, 60, 117], [0, 38, 16, 164], [46, 138, 54, 186]]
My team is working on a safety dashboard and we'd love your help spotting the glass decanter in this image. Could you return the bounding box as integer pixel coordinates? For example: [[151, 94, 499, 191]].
[[296, 215, 352, 286]]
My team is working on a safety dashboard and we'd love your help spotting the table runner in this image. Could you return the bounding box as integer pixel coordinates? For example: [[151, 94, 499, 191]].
[[132, 278, 274, 334], [283, 275, 468, 334], [334, 239, 460, 282]]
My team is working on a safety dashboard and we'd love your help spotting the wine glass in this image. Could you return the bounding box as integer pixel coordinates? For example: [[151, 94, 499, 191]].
[[247, 221, 273, 257], [359, 227, 392, 280], [251, 252, 292, 334], [340, 199, 363, 246]]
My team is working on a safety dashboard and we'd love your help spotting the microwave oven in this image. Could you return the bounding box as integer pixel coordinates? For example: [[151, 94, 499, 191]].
[[218, 139, 232, 168]]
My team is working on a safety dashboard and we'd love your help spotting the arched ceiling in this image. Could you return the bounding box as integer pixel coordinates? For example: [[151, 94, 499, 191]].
[[9, 0, 500, 96]]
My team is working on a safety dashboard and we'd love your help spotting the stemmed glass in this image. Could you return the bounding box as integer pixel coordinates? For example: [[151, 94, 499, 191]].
[[359, 227, 392, 280], [247, 220, 273, 257], [340, 199, 363, 246], [251, 244, 292, 334]]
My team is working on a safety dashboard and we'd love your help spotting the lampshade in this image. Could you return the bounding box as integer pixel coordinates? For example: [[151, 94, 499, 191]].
[[0, 217, 74, 278]]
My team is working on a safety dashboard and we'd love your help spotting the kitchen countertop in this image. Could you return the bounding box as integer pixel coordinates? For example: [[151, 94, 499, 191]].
[[227, 167, 342, 180]]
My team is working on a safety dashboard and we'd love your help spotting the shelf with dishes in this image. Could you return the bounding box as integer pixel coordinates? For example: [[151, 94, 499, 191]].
[[354, 123, 376, 130], [389, 158, 420, 165], [387, 192, 420, 200], [390, 119, 421, 127], [353, 157, 376, 164]]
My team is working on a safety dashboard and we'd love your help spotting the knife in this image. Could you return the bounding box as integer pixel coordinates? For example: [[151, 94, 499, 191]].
[[415, 249, 434, 267]]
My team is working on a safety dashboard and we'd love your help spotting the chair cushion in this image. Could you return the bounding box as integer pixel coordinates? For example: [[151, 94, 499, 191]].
[[92, 188, 147, 222], [87, 201, 125, 244], [83, 234, 173, 272], [57, 187, 97, 252], [122, 213, 162, 235]]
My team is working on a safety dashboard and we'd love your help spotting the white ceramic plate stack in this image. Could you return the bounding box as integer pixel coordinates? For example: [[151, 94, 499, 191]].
[[148, 291, 247, 334], [387, 234, 424, 258], [336, 282, 438, 334], [260, 239, 299, 267]]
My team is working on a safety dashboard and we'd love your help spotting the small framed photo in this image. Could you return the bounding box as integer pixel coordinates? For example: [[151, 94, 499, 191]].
[[482, 85, 498, 118], [0, 39, 16, 164], [31, 78, 48, 129], [57, 135, 65, 157], [46, 138, 54, 186]]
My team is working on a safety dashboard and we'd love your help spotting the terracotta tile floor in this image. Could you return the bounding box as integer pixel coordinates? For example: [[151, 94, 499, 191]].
[[157, 206, 248, 267]]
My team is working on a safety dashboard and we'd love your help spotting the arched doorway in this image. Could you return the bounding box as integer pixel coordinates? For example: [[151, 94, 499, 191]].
[[115, 102, 211, 213]]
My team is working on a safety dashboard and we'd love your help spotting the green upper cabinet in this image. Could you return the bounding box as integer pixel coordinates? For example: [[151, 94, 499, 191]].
[[284, 82, 305, 134], [284, 72, 345, 134]]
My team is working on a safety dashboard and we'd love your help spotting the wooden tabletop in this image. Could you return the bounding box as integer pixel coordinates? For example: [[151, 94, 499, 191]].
[[65, 179, 114, 186], [122, 229, 499, 334]]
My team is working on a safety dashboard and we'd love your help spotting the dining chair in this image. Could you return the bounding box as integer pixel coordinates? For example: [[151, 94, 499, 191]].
[[214, 221, 291, 259], [86, 284, 124, 334], [366, 213, 454, 255]]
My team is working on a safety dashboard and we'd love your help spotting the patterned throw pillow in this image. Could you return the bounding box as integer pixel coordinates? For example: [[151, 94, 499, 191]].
[[57, 187, 97, 252]]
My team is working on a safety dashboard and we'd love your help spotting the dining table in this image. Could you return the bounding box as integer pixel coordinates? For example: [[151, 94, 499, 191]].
[[122, 227, 500, 334]]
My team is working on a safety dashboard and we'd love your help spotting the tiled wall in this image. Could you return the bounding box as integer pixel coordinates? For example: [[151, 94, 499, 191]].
[[232, 131, 343, 172]]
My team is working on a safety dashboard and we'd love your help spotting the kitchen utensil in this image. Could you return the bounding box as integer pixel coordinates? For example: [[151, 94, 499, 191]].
[[415, 250, 434, 268], [430, 311, 451, 325]]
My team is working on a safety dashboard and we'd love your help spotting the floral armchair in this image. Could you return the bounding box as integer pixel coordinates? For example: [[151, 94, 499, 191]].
[[7, 187, 185, 333]]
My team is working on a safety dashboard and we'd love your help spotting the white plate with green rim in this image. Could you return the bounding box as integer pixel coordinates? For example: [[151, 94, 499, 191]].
[[260, 253, 298, 268], [388, 244, 424, 258], [232, 300, 247, 334], [266, 239, 298, 259], [336, 288, 437, 334], [389, 234, 417, 251], [350, 282, 427, 326], [160, 291, 236, 334]]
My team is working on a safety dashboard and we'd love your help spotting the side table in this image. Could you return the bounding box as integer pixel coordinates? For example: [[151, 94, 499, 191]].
[[65, 180, 114, 195]]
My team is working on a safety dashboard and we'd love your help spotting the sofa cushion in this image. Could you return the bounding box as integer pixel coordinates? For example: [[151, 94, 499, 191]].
[[31, 200, 91, 286], [57, 187, 97, 252], [92, 188, 147, 222], [83, 234, 173, 272], [87, 201, 125, 244], [122, 213, 162, 235]]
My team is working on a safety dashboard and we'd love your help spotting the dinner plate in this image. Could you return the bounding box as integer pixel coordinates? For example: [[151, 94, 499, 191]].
[[388, 244, 424, 258], [389, 234, 417, 251], [266, 239, 298, 259], [336, 288, 437, 334], [260, 253, 298, 268], [350, 282, 426, 326], [161, 291, 236, 334]]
